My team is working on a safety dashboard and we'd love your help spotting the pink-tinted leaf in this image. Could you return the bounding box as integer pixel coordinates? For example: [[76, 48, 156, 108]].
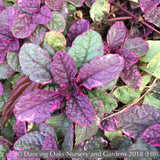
[[107, 21, 127, 50], [144, 7, 160, 28], [115, 105, 160, 139], [141, 124, 160, 147], [17, 0, 41, 14], [50, 52, 77, 87], [0, 82, 3, 96], [118, 49, 139, 67], [42, 134, 58, 150], [12, 14, 37, 39], [59, 3, 69, 18], [67, 19, 90, 44], [7, 150, 40, 160], [77, 54, 124, 90], [45, 0, 64, 10], [120, 65, 141, 89], [85, 0, 96, 8], [66, 0, 84, 7], [32, 5, 52, 25], [8, 38, 19, 51], [0, 42, 8, 64], [139, 0, 160, 13], [0, 0, 4, 12], [13, 89, 63, 124], [66, 94, 94, 126], [13, 120, 27, 138], [123, 37, 149, 57]]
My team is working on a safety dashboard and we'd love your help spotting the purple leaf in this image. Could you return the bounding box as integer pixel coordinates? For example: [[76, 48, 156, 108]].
[[50, 52, 77, 87], [30, 25, 47, 45], [12, 14, 37, 39], [0, 0, 4, 12], [66, 0, 84, 7], [139, 0, 160, 13], [17, 0, 41, 14], [123, 37, 149, 57], [13, 120, 27, 138], [32, 5, 52, 25], [13, 89, 63, 124], [144, 7, 160, 28], [19, 43, 52, 84], [114, 105, 160, 139], [66, 94, 94, 126], [45, 0, 64, 10], [141, 124, 160, 147], [67, 19, 90, 44], [118, 49, 139, 67], [120, 65, 141, 89], [8, 38, 19, 51], [0, 82, 3, 96], [7, 150, 40, 160], [107, 21, 127, 50], [42, 134, 58, 150], [77, 54, 124, 90]]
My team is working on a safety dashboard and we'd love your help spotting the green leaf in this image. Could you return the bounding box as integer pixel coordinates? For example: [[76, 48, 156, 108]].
[[88, 90, 117, 113], [41, 43, 55, 57], [68, 29, 104, 68], [7, 50, 21, 72], [19, 43, 52, 84], [45, 114, 72, 140], [6, 0, 17, 3], [1, 124, 15, 140], [104, 129, 122, 141], [90, 0, 110, 22], [140, 40, 160, 62], [75, 115, 99, 144], [45, 11, 66, 32], [0, 144, 10, 159], [43, 31, 66, 52], [140, 74, 152, 91], [113, 86, 141, 104]]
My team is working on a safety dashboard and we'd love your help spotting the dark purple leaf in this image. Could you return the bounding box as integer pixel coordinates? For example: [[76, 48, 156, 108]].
[[67, 19, 90, 44], [141, 124, 160, 147], [77, 54, 124, 90], [0, 82, 3, 96], [14, 131, 45, 150], [123, 37, 149, 57], [62, 122, 74, 150], [8, 38, 19, 51], [144, 7, 160, 28], [66, 0, 84, 7], [32, 5, 52, 25], [120, 65, 141, 89], [0, 0, 4, 12], [45, 0, 64, 10], [50, 52, 77, 87], [107, 21, 127, 50], [118, 49, 139, 67], [13, 89, 63, 123], [7, 150, 40, 160], [42, 134, 58, 150], [13, 120, 26, 138], [12, 14, 37, 39], [115, 105, 160, 139], [66, 94, 94, 126], [139, 0, 160, 13], [17, 0, 41, 14]]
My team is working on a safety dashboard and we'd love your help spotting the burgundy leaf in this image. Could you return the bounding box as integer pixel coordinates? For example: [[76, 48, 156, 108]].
[[32, 5, 52, 25], [17, 0, 41, 14], [13, 89, 63, 124], [107, 21, 127, 50], [118, 49, 139, 67], [42, 133, 58, 150], [115, 105, 160, 139], [77, 54, 124, 90], [123, 37, 149, 57], [0, 81, 3, 96], [67, 19, 90, 44], [13, 120, 27, 138], [51, 52, 77, 87], [66, 94, 94, 126], [12, 14, 37, 39], [120, 65, 141, 89], [141, 124, 160, 147], [139, 0, 160, 13], [45, 0, 64, 10]]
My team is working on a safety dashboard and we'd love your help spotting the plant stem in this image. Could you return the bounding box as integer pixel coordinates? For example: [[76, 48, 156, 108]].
[[107, 16, 132, 21], [109, 1, 160, 34]]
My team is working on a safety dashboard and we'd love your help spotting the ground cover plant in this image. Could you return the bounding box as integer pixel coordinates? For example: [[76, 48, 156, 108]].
[[0, 0, 160, 159]]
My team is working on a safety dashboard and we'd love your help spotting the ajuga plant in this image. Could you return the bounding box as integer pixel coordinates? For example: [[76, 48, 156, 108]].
[[0, 0, 160, 160]]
